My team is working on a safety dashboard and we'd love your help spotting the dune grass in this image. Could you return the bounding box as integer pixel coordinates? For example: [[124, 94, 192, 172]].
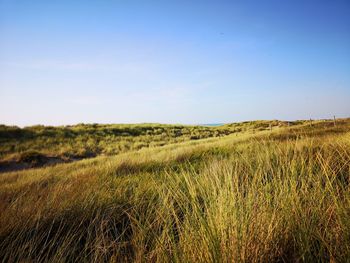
[[0, 119, 309, 163], [0, 119, 349, 262], [0, 123, 233, 163]]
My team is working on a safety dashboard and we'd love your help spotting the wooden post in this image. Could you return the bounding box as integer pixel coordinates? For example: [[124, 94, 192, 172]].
[[269, 123, 272, 132], [309, 118, 312, 127], [333, 115, 336, 127]]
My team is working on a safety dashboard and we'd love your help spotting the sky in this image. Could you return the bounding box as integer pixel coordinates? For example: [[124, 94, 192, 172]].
[[0, 0, 349, 126]]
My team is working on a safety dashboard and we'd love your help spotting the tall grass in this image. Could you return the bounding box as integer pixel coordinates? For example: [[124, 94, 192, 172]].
[[0, 123, 349, 262]]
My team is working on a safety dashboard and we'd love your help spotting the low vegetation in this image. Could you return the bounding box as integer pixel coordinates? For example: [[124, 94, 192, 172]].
[[0, 118, 349, 262], [0, 123, 233, 163]]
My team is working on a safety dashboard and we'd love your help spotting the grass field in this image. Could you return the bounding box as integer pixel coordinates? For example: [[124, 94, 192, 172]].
[[0, 119, 349, 262]]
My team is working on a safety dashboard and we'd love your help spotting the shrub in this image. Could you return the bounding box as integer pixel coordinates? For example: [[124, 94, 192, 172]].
[[17, 150, 47, 167]]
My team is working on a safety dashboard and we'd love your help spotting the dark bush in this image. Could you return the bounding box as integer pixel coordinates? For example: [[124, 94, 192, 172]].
[[18, 151, 47, 167]]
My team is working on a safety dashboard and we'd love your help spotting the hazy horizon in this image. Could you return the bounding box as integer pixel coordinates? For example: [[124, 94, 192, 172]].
[[1, 0, 350, 126], [3, 118, 350, 129]]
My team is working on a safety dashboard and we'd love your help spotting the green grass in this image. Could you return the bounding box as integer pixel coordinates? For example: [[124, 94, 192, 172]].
[[0, 123, 234, 163], [0, 119, 349, 262]]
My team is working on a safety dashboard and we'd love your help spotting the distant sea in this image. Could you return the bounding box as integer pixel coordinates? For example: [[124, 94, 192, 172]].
[[199, 123, 225, 127]]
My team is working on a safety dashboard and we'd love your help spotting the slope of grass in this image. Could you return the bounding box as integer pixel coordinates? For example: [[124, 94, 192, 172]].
[[0, 123, 234, 164], [0, 119, 349, 262]]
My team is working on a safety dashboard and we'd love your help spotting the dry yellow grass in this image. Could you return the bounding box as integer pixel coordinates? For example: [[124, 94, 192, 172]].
[[0, 120, 349, 262]]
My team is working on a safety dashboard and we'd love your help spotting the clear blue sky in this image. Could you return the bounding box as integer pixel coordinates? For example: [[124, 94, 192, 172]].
[[1, 0, 349, 126]]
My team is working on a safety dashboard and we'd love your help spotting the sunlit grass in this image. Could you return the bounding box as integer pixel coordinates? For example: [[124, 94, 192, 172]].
[[0, 120, 349, 262]]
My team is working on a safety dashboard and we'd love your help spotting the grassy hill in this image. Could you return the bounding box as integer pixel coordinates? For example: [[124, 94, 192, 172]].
[[0, 119, 349, 262], [0, 123, 234, 172], [0, 119, 322, 166]]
